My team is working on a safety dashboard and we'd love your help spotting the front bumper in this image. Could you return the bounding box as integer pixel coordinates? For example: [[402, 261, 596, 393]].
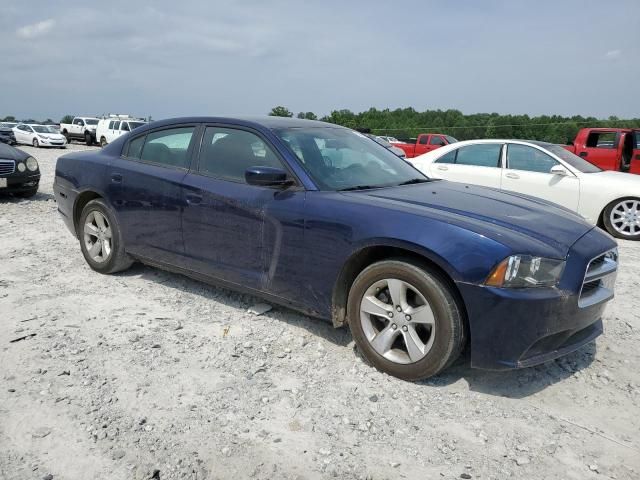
[[460, 227, 617, 370], [0, 173, 40, 193], [38, 138, 67, 147]]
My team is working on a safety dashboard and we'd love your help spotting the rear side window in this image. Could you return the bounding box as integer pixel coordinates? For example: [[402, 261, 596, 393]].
[[455, 144, 502, 167], [586, 131, 616, 149], [139, 127, 195, 169], [198, 127, 283, 183], [126, 135, 145, 159], [108, 121, 114, 129], [121, 122, 130, 132], [113, 121, 121, 130], [507, 144, 558, 173], [418, 136, 429, 145], [435, 149, 457, 164]]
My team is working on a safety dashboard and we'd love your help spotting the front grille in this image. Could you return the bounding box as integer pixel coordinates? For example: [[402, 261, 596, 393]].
[[578, 250, 617, 308], [0, 159, 15, 175]]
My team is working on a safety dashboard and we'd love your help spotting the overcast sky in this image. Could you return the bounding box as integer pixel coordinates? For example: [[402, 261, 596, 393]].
[[1, 0, 638, 121]]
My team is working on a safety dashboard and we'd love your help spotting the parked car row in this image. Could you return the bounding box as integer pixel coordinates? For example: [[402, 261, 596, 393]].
[[53, 116, 619, 382], [59, 115, 147, 146]]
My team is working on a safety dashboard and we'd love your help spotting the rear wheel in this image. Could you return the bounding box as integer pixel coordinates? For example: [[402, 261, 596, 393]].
[[100, 137, 107, 147], [79, 199, 133, 273], [603, 198, 640, 240], [347, 259, 465, 381]]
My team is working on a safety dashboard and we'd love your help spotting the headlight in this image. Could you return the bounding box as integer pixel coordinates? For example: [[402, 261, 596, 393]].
[[17, 162, 26, 172], [485, 255, 565, 288], [26, 157, 38, 171]]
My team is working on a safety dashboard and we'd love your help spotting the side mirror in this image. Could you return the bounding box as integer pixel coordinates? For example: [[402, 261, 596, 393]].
[[245, 166, 292, 187], [550, 165, 569, 176]]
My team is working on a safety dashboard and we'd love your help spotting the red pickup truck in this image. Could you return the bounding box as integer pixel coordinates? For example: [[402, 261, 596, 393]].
[[563, 128, 640, 174], [393, 133, 458, 158]]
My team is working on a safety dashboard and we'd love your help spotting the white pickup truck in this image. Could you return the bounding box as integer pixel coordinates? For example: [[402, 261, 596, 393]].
[[60, 117, 100, 145]]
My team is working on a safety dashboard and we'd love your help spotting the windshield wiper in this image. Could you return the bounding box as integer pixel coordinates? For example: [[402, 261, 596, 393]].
[[396, 178, 430, 186], [337, 185, 377, 191]]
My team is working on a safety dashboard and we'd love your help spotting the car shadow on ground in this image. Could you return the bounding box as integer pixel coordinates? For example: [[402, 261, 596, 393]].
[[117, 262, 596, 399], [0, 191, 55, 202]]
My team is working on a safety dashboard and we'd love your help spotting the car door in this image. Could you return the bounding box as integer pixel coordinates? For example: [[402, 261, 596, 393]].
[[107, 125, 198, 264], [430, 143, 503, 188], [109, 121, 120, 143], [501, 143, 579, 210], [575, 130, 620, 170], [414, 135, 431, 156], [181, 125, 306, 295], [73, 118, 84, 136]]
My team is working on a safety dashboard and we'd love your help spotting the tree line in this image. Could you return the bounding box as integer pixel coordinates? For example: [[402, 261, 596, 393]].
[[268, 106, 640, 144]]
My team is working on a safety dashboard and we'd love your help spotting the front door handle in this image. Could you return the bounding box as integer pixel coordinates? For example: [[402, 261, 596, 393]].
[[111, 173, 123, 183], [436, 165, 449, 171], [505, 172, 519, 179], [579, 152, 588, 157], [185, 193, 202, 205]]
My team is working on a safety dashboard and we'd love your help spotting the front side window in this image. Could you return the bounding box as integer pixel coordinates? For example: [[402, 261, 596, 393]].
[[108, 121, 114, 129], [113, 121, 121, 130], [198, 127, 283, 183], [138, 127, 195, 168], [274, 127, 427, 190], [507, 144, 558, 173], [429, 136, 445, 146], [75, 119, 84, 126], [455, 144, 502, 167]]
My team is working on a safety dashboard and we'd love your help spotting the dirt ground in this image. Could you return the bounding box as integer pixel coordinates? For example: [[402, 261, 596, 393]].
[[1, 144, 639, 480]]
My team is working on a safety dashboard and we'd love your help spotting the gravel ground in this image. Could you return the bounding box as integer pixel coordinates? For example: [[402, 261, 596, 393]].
[[1, 144, 639, 480]]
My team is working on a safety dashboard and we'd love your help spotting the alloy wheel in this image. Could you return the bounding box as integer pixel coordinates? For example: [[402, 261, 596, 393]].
[[83, 211, 113, 263], [359, 278, 436, 364], [610, 199, 640, 237]]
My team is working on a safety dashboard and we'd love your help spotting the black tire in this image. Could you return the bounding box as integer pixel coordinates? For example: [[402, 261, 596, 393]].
[[602, 197, 640, 240], [32, 138, 39, 148], [347, 259, 465, 381], [15, 188, 38, 198], [78, 199, 133, 274], [100, 137, 107, 147], [85, 132, 93, 146], [64, 132, 72, 144]]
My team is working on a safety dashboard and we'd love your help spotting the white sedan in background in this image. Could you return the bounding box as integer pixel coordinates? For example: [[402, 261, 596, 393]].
[[411, 139, 640, 240], [13, 124, 67, 148]]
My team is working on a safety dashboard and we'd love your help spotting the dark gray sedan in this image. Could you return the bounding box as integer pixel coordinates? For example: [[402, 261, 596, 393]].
[[0, 143, 40, 198]]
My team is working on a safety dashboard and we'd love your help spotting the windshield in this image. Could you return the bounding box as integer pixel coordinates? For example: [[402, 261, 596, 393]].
[[544, 144, 602, 173], [274, 127, 428, 190], [32, 125, 57, 134], [445, 135, 459, 143], [129, 122, 145, 130], [85, 119, 99, 125]]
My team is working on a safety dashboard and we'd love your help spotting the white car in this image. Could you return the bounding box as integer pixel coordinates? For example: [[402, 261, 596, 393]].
[[96, 117, 146, 147], [12, 124, 67, 148], [411, 139, 640, 240]]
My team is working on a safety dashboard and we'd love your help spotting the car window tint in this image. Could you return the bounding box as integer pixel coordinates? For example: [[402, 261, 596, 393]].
[[113, 121, 121, 130], [121, 122, 130, 132], [429, 136, 445, 146], [418, 136, 429, 145], [127, 135, 146, 159], [108, 121, 114, 129], [199, 127, 283, 183], [435, 149, 457, 164], [455, 144, 502, 167], [586, 131, 616, 149], [139, 127, 194, 168], [507, 144, 558, 173]]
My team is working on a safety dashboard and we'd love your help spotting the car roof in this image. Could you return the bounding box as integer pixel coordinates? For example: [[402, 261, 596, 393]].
[[142, 116, 343, 131]]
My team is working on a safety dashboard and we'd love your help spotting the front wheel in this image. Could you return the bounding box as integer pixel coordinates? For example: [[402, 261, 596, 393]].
[[32, 138, 39, 148], [85, 132, 93, 146], [603, 198, 640, 240], [79, 199, 133, 274], [347, 259, 465, 381]]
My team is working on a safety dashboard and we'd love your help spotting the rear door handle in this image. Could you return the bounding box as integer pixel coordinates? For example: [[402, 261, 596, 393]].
[[185, 193, 202, 205], [436, 165, 449, 171], [505, 172, 519, 179], [579, 152, 588, 157], [111, 173, 123, 183]]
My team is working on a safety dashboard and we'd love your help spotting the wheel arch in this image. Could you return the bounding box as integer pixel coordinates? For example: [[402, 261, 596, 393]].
[[600, 195, 640, 235], [73, 190, 104, 235], [331, 241, 468, 333]]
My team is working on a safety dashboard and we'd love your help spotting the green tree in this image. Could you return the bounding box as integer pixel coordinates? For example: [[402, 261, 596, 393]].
[[297, 111, 318, 120], [2, 115, 16, 122], [60, 115, 74, 124], [269, 106, 293, 117]]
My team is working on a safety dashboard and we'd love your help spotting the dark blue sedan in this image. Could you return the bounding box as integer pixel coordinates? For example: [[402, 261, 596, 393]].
[[53, 117, 618, 380]]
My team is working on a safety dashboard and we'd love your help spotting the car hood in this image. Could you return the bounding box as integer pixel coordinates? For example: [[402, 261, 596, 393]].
[[0, 143, 29, 161], [344, 181, 593, 258]]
